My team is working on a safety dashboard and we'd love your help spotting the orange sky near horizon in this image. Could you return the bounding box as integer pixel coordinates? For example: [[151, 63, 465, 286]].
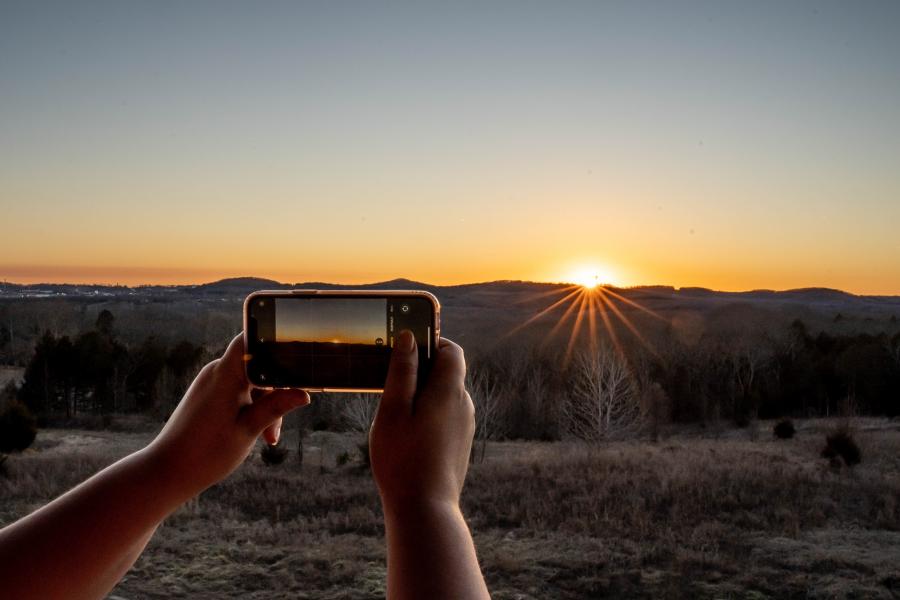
[[3, 158, 898, 294], [1, 253, 897, 296]]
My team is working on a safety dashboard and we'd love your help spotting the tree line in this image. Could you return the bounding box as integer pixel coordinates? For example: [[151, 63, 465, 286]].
[[465, 318, 900, 445], [5, 309, 900, 443], [12, 310, 208, 420]]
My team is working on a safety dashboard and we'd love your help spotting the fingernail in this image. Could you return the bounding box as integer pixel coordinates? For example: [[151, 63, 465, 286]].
[[270, 425, 281, 446], [396, 329, 415, 353]]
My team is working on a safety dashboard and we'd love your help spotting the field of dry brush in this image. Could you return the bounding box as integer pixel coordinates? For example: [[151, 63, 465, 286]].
[[2, 419, 899, 599]]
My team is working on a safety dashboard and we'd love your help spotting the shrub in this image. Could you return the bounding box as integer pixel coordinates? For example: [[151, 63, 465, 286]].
[[260, 441, 289, 466], [822, 428, 861, 467], [0, 400, 38, 454], [773, 419, 796, 439]]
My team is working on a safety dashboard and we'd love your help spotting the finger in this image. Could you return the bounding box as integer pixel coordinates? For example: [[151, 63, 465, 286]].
[[379, 329, 418, 418], [263, 416, 283, 445], [421, 337, 466, 404], [217, 333, 251, 386], [239, 388, 310, 436]]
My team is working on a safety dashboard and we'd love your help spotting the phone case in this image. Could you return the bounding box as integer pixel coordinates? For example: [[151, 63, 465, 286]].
[[242, 289, 441, 392]]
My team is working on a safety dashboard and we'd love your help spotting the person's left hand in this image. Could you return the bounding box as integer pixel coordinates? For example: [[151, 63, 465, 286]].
[[147, 334, 309, 499]]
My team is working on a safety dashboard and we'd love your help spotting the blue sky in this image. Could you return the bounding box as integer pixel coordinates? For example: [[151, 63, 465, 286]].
[[2, 1, 899, 292]]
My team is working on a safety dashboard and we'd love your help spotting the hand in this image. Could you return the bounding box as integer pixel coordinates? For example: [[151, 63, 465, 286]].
[[0, 334, 311, 600], [369, 330, 475, 511], [147, 334, 310, 498]]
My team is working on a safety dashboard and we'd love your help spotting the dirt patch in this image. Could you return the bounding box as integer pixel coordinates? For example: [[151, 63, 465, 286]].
[[0, 366, 24, 388]]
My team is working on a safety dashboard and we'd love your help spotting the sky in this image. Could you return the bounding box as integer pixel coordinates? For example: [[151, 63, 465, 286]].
[[1, 1, 899, 294], [275, 298, 386, 345]]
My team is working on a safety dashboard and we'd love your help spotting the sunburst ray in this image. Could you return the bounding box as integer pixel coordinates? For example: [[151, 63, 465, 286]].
[[564, 292, 590, 362], [512, 284, 582, 305], [546, 289, 586, 342], [500, 287, 583, 340], [501, 281, 667, 364], [600, 286, 666, 321], [596, 288, 660, 358]]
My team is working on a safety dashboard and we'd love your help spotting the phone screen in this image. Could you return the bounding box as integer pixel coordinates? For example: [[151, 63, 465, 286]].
[[275, 298, 388, 345], [245, 292, 437, 390]]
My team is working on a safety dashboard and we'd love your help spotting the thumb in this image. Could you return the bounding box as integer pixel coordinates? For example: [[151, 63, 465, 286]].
[[240, 389, 310, 437], [379, 329, 418, 418], [217, 333, 250, 385]]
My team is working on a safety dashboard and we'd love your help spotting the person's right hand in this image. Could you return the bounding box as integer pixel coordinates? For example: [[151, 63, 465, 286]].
[[369, 330, 475, 511], [368, 331, 490, 600]]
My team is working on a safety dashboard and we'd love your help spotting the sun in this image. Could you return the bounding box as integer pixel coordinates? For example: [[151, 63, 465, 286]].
[[567, 266, 618, 289], [504, 262, 661, 365]]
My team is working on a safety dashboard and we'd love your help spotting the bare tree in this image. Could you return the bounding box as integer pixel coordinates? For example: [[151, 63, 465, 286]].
[[716, 327, 771, 423], [343, 393, 379, 433], [564, 345, 643, 442], [295, 405, 313, 467], [466, 367, 501, 463], [629, 351, 671, 441], [522, 359, 557, 439], [492, 347, 553, 439]]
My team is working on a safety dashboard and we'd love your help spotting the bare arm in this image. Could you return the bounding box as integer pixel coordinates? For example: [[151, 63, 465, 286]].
[[0, 447, 190, 599], [0, 335, 308, 600], [370, 332, 490, 600], [383, 499, 487, 600]]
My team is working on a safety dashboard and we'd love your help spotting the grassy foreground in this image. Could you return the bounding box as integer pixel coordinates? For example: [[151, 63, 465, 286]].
[[2, 420, 899, 599]]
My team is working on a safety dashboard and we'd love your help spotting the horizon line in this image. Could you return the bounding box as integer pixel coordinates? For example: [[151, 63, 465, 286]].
[[1, 275, 898, 298]]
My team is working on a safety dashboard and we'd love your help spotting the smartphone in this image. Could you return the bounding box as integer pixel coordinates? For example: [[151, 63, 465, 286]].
[[243, 290, 440, 392]]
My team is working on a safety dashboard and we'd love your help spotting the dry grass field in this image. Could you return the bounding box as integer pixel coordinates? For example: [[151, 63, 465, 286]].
[[2, 419, 899, 599]]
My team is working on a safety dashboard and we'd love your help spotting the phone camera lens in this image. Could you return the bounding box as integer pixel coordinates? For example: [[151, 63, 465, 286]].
[[400, 303, 410, 313]]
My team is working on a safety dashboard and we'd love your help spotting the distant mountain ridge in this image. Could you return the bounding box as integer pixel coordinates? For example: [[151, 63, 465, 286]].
[[1, 277, 898, 305]]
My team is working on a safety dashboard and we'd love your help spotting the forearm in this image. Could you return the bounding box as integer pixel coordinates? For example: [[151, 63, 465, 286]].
[[0, 446, 194, 600], [383, 500, 490, 600]]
